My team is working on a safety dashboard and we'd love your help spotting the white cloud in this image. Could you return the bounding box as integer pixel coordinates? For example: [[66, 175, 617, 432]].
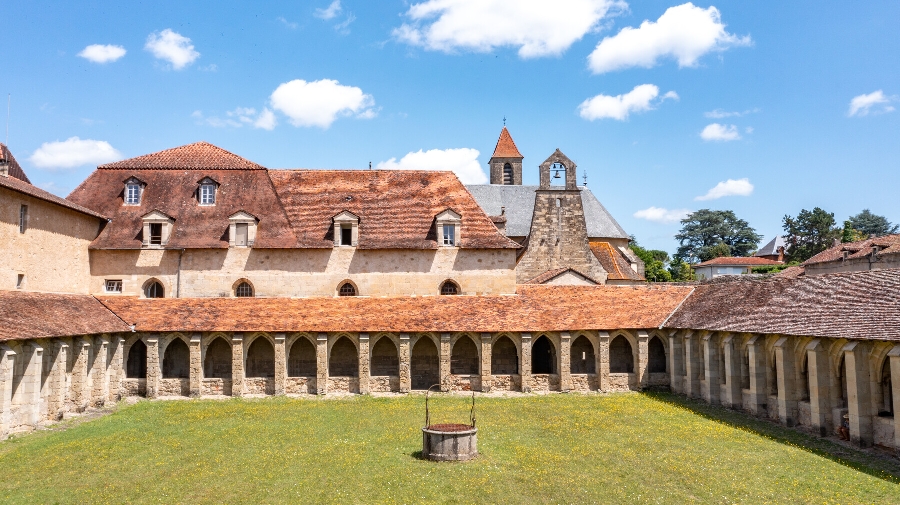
[[254, 108, 277, 130], [278, 16, 299, 29], [193, 108, 277, 130], [704, 107, 759, 118], [376, 148, 487, 184], [695, 178, 753, 201], [393, 0, 626, 58], [588, 2, 751, 73], [144, 29, 200, 70], [270, 79, 375, 129], [700, 123, 741, 141], [578, 84, 677, 121], [29, 137, 122, 170], [315, 0, 342, 20], [77, 44, 126, 64], [847, 90, 896, 117], [633, 207, 690, 224]]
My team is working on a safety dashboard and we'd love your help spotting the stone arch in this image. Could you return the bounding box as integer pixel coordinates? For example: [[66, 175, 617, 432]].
[[245, 335, 275, 378], [879, 355, 893, 416], [162, 336, 189, 379], [142, 278, 165, 298], [837, 354, 848, 408], [126, 339, 147, 379], [288, 335, 316, 377], [371, 335, 399, 376], [451, 334, 479, 375], [233, 278, 254, 298], [570, 335, 595, 374], [329, 336, 358, 377], [610, 335, 634, 374], [769, 349, 779, 396], [648, 336, 667, 374], [411, 335, 439, 390], [491, 335, 518, 374], [337, 280, 358, 297], [203, 336, 232, 379], [532, 335, 557, 374], [439, 279, 460, 295], [799, 353, 810, 401]]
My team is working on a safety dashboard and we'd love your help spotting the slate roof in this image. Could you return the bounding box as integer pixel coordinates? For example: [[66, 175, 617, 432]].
[[490, 127, 523, 158], [269, 170, 519, 250], [693, 257, 782, 267], [590, 242, 644, 281], [465, 185, 629, 239], [755, 236, 785, 257], [98, 284, 693, 334], [98, 141, 264, 170], [803, 234, 900, 265], [0, 291, 129, 342], [1, 143, 30, 183], [664, 269, 900, 341]]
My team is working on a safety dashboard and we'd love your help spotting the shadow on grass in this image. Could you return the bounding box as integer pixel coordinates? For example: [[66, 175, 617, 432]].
[[643, 391, 900, 484]]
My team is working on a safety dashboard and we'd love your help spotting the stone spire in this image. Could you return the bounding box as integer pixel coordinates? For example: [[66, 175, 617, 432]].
[[488, 127, 523, 185]]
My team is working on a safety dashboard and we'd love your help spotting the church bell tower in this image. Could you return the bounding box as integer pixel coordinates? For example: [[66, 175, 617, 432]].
[[488, 127, 523, 185]]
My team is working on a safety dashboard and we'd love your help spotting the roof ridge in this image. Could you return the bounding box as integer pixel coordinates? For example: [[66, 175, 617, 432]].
[[98, 141, 265, 170]]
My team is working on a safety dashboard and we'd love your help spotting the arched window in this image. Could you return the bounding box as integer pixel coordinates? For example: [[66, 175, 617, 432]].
[[288, 338, 316, 377], [126, 340, 147, 379], [502, 163, 513, 184], [371, 337, 399, 376], [532, 335, 556, 374], [246, 337, 275, 378], [648, 336, 667, 374], [609, 336, 634, 373], [881, 358, 893, 417], [491, 337, 518, 375], [203, 337, 232, 379], [144, 280, 164, 298], [451, 336, 479, 375], [339, 282, 357, 297], [570, 336, 595, 374], [411, 337, 439, 390], [329, 337, 358, 377], [440, 280, 459, 295], [162, 338, 190, 379], [235, 281, 254, 298]]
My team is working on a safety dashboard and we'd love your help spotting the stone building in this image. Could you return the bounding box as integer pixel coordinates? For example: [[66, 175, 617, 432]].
[[691, 256, 783, 280], [802, 234, 900, 276]]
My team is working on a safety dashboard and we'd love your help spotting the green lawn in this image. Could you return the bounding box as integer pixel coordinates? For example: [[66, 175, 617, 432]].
[[1, 393, 898, 504]]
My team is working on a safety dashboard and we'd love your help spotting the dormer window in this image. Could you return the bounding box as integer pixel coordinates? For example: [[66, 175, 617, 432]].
[[141, 210, 175, 248], [197, 177, 219, 206], [332, 210, 360, 247], [228, 211, 258, 248], [435, 209, 461, 248], [124, 177, 145, 205]]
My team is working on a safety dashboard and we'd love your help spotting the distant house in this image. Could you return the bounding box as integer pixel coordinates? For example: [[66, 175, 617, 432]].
[[691, 256, 783, 280], [803, 233, 900, 276], [755, 236, 785, 262]]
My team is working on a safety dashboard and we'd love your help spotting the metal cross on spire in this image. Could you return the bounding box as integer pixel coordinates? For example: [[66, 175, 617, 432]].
[[583, 172, 588, 187], [503, 115, 506, 126]]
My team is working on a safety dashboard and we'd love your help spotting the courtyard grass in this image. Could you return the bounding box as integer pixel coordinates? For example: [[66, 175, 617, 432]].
[[1, 392, 899, 504]]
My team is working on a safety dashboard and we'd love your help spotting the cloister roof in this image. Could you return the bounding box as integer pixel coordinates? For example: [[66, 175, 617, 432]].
[[0, 291, 129, 342]]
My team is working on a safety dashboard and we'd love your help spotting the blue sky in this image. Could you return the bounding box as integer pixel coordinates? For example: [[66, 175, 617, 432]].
[[3, 1, 898, 253]]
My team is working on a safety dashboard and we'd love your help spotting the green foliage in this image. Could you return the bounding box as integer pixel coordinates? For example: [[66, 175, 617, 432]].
[[667, 258, 695, 281], [847, 209, 898, 237], [842, 221, 867, 243], [750, 262, 799, 274], [782, 207, 841, 262], [707, 242, 732, 259], [675, 209, 762, 263], [630, 240, 672, 282]]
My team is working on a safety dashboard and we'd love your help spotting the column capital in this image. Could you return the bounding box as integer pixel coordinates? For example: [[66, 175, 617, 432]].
[[888, 345, 900, 358], [699, 330, 713, 341], [231, 332, 243, 343], [274, 332, 286, 343], [317, 332, 328, 342], [399, 332, 410, 342], [190, 333, 201, 344], [358, 332, 369, 343], [637, 330, 649, 341], [560, 332, 571, 341], [440, 332, 451, 342], [521, 332, 532, 342], [805, 338, 823, 351], [721, 333, 735, 344], [481, 333, 492, 342], [774, 335, 790, 348]]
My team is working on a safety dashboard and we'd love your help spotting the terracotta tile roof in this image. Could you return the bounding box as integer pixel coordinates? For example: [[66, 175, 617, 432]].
[[590, 241, 643, 281], [774, 265, 805, 279], [524, 267, 598, 285], [0, 291, 129, 342], [268, 170, 519, 249], [67, 169, 298, 249], [0, 158, 108, 220], [664, 269, 900, 341], [693, 256, 782, 267], [1, 143, 30, 183], [98, 284, 693, 334], [490, 127, 523, 158], [803, 234, 900, 265], [98, 141, 264, 170]]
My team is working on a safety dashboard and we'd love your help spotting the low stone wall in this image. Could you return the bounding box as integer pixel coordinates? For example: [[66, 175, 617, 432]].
[[648, 372, 669, 387], [158, 378, 189, 397], [201, 378, 232, 396], [528, 374, 560, 392], [571, 373, 598, 391], [874, 416, 895, 448], [327, 376, 360, 394], [767, 395, 779, 420], [244, 378, 275, 395], [798, 401, 811, 427], [608, 373, 634, 392], [369, 376, 400, 393], [286, 377, 316, 395], [448, 374, 481, 392], [123, 378, 146, 397], [490, 374, 521, 391]]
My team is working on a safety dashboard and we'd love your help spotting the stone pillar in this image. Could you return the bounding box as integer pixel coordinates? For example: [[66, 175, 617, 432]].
[[231, 333, 244, 397], [702, 332, 720, 405], [480, 333, 492, 393], [559, 332, 572, 392], [90, 337, 109, 407], [683, 332, 701, 399], [0, 345, 15, 439], [48, 341, 68, 419], [774, 336, 798, 427], [189, 334, 202, 397], [637, 331, 649, 389], [315, 333, 328, 395], [888, 346, 900, 449], [357, 333, 370, 395], [274, 333, 287, 396], [843, 341, 873, 447], [746, 335, 767, 415], [399, 333, 411, 393], [72, 337, 94, 408], [520, 333, 532, 393], [805, 339, 831, 436], [110, 336, 125, 402], [668, 331, 683, 394], [597, 332, 610, 392], [22, 342, 43, 427], [439, 333, 451, 392], [722, 334, 742, 409]]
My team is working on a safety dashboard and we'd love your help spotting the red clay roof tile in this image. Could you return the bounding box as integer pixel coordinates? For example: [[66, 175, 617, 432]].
[[490, 127, 523, 158], [803, 234, 900, 265], [98, 141, 264, 170], [590, 241, 644, 281], [1, 143, 30, 183], [0, 291, 129, 341]]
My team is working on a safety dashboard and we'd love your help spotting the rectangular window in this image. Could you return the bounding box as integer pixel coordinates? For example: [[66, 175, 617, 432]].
[[442, 224, 455, 246], [16, 274, 24, 289], [200, 184, 215, 205], [19, 205, 27, 233], [125, 184, 141, 205], [105, 279, 123, 293], [149, 223, 163, 245], [341, 225, 352, 246], [235, 223, 248, 247]]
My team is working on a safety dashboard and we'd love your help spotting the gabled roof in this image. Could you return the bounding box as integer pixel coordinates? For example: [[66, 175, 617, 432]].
[[590, 241, 643, 281], [98, 141, 265, 170], [755, 236, 785, 257], [490, 127, 523, 159], [1, 143, 30, 183], [0, 291, 129, 342], [803, 234, 900, 265], [524, 267, 598, 285], [693, 256, 782, 267]]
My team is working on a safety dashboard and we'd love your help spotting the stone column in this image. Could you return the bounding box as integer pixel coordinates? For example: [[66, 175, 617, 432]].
[[72, 337, 93, 407], [110, 336, 125, 402], [90, 337, 109, 407], [480, 333, 492, 393], [189, 333, 202, 397], [746, 335, 767, 415], [888, 346, 900, 449], [559, 332, 572, 392], [702, 332, 720, 405], [357, 333, 370, 395], [0, 345, 15, 439], [668, 331, 684, 394], [683, 332, 701, 399], [48, 341, 68, 419], [843, 341, 873, 447], [722, 334, 742, 409], [316, 333, 328, 395], [22, 342, 43, 427], [231, 333, 244, 397], [399, 333, 411, 393], [774, 336, 798, 427], [805, 339, 831, 436], [520, 333, 532, 393], [274, 333, 287, 396], [637, 331, 649, 389], [439, 333, 451, 392], [597, 332, 609, 392]]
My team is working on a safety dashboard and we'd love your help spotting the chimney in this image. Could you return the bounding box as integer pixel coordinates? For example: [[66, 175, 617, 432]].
[[777, 245, 784, 263], [0, 147, 8, 177], [832, 237, 841, 248]]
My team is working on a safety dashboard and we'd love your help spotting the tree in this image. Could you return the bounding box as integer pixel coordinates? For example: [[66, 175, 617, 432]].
[[674, 209, 762, 263], [841, 220, 866, 243], [782, 207, 841, 262], [629, 237, 672, 282], [667, 258, 695, 282], [847, 209, 898, 237]]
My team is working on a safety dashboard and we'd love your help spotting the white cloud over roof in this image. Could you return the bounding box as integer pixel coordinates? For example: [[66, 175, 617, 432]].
[[695, 178, 754, 201], [633, 206, 691, 224], [377, 148, 487, 184], [270, 79, 375, 129], [29, 137, 122, 170]]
